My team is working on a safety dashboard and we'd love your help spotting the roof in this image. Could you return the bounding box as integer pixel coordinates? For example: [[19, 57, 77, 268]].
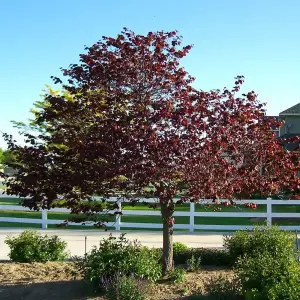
[[280, 103, 300, 115]]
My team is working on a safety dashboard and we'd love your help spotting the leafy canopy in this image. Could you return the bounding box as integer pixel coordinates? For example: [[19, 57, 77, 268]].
[[2, 28, 299, 211]]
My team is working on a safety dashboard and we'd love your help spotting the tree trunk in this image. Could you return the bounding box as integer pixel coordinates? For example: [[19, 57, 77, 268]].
[[161, 201, 174, 275]]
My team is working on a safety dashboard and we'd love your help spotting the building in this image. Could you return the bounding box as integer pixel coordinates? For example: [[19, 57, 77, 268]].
[[277, 103, 300, 152], [279, 103, 300, 138]]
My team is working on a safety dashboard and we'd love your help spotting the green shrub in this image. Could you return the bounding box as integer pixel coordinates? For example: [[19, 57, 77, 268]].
[[154, 244, 230, 267], [186, 254, 201, 272], [149, 247, 162, 259], [5, 230, 68, 262], [173, 242, 190, 264], [173, 242, 189, 253], [169, 267, 186, 284], [135, 246, 162, 281], [105, 275, 147, 300], [75, 234, 161, 291], [235, 253, 300, 300], [204, 274, 243, 300], [267, 280, 300, 300], [172, 245, 230, 267], [223, 225, 296, 265], [192, 248, 231, 267]]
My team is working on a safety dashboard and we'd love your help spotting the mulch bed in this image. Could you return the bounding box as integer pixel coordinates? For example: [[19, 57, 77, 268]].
[[0, 262, 233, 300]]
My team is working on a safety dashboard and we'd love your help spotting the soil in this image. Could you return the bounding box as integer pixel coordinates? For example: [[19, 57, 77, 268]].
[[0, 262, 233, 300]]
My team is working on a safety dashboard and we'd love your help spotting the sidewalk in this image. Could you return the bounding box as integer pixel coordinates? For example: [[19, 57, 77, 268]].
[[0, 229, 225, 260]]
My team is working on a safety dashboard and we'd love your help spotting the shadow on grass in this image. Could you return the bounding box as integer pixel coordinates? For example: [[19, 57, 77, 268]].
[[0, 279, 104, 300]]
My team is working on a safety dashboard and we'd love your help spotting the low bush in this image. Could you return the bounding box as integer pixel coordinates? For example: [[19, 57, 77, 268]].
[[172, 246, 230, 267], [223, 225, 296, 265], [173, 242, 190, 264], [222, 225, 300, 299], [104, 275, 148, 300], [192, 248, 231, 266], [186, 254, 201, 272], [75, 234, 161, 291], [5, 230, 69, 262], [169, 267, 186, 284], [235, 253, 300, 300], [135, 246, 162, 281]]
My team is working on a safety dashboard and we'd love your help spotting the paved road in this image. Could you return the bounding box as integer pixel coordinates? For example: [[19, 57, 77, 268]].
[[0, 229, 225, 260]]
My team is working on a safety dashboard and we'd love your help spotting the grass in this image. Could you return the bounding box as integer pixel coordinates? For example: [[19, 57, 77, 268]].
[[0, 197, 20, 205], [0, 197, 299, 230]]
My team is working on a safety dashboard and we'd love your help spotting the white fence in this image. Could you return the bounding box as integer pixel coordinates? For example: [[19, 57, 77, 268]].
[[0, 196, 300, 231]]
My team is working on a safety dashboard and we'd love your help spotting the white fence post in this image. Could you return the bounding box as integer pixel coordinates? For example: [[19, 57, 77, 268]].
[[189, 202, 195, 232], [115, 201, 121, 231], [267, 197, 272, 226], [42, 210, 48, 229]]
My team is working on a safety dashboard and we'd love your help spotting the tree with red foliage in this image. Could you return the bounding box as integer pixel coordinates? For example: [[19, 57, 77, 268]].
[[2, 28, 299, 274]]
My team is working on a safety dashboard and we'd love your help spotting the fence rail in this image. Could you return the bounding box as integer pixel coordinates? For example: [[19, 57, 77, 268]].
[[0, 196, 300, 231]]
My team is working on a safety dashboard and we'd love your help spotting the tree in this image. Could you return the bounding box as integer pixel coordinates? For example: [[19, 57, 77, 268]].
[[0, 148, 3, 166], [0, 148, 18, 167], [12, 85, 75, 134], [2, 29, 299, 274]]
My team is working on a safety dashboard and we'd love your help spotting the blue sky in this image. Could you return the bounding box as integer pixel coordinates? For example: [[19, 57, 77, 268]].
[[1, 0, 300, 148]]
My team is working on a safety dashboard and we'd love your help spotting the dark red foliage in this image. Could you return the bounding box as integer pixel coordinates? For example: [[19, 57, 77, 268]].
[[2, 28, 300, 273]]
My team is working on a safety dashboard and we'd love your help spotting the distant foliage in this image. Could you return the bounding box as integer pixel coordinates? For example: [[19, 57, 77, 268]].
[[0, 148, 18, 167], [5, 230, 68, 262]]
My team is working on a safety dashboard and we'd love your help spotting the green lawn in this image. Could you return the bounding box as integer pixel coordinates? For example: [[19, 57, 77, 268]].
[[0, 197, 299, 230], [0, 197, 20, 205], [0, 197, 266, 211]]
